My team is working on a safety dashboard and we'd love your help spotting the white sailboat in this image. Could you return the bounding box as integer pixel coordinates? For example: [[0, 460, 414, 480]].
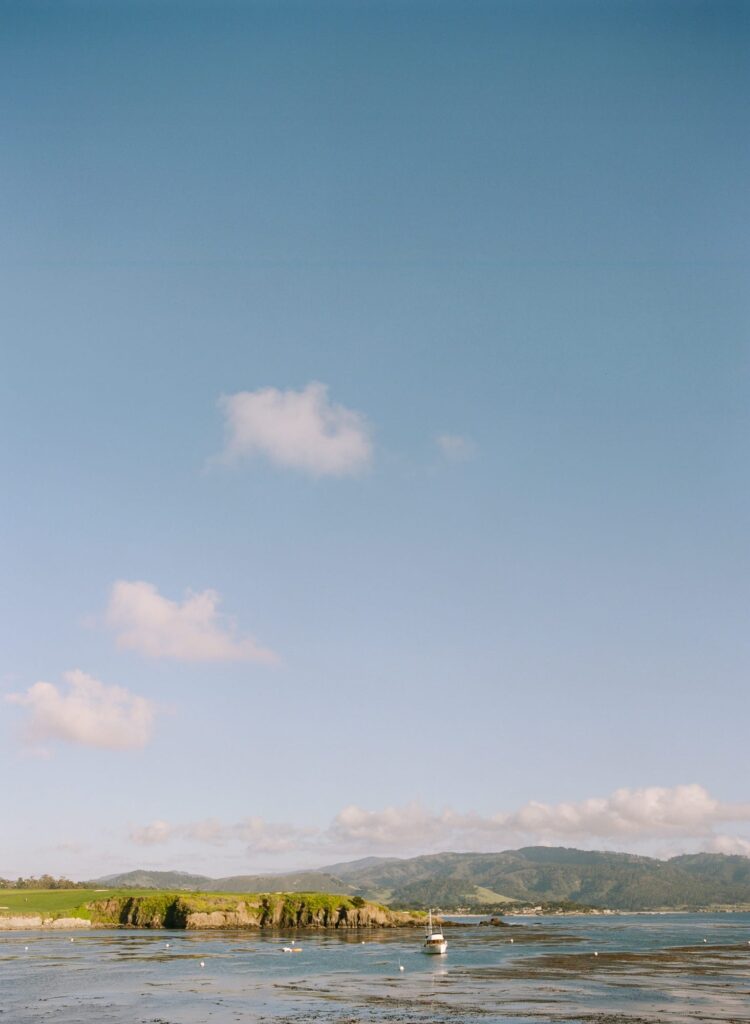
[[422, 909, 447, 955]]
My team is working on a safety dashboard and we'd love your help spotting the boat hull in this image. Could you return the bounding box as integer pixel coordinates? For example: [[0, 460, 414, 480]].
[[423, 940, 448, 955]]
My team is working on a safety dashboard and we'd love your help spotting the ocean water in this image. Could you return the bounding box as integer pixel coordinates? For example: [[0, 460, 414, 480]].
[[2, 913, 750, 1023]]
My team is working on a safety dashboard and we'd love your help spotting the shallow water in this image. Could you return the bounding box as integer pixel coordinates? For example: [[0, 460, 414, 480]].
[[2, 913, 750, 1023]]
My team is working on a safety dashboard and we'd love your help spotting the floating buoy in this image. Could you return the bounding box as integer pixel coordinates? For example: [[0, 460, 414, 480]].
[[594, 951, 598, 957], [165, 943, 170, 948], [399, 964, 405, 972], [24, 946, 28, 951], [510, 938, 514, 943], [200, 961, 205, 968]]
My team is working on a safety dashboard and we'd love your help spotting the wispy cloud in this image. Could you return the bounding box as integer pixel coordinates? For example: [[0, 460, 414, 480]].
[[127, 785, 750, 861], [501, 785, 747, 841], [709, 835, 750, 856], [106, 580, 277, 663], [130, 816, 314, 854], [218, 382, 372, 477], [330, 785, 750, 850], [436, 433, 476, 462], [130, 820, 173, 845], [6, 670, 156, 751]]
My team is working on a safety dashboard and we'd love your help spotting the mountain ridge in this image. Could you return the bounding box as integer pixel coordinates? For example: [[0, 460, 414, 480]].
[[88, 847, 750, 911]]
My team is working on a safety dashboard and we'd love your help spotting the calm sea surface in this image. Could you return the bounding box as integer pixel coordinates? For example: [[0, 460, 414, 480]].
[[2, 913, 750, 1023]]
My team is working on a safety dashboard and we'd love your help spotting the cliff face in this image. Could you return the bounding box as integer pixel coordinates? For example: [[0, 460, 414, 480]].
[[0, 915, 92, 930], [183, 899, 405, 930], [87, 893, 422, 930]]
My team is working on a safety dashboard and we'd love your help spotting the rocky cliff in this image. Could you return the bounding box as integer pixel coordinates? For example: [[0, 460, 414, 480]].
[[87, 892, 423, 930], [0, 915, 92, 930]]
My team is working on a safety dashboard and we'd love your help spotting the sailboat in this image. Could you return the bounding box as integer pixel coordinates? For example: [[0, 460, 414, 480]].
[[422, 909, 447, 955]]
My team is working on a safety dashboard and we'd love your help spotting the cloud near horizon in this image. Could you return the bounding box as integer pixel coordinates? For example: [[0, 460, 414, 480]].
[[7, 670, 156, 751], [131, 816, 316, 854], [128, 784, 750, 860], [708, 835, 750, 856], [218, 382, 372, 477], [106, 580, 277, 663]]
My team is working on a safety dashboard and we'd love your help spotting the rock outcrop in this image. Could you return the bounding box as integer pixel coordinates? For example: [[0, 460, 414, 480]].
[[0, 915, 92, 930], [86, 893, 423, 930]]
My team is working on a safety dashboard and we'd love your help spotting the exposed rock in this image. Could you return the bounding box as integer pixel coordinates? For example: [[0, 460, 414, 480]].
[[0, 915, 92, 930], [0, 915, 44, 929], [86, 893, 423, 930]]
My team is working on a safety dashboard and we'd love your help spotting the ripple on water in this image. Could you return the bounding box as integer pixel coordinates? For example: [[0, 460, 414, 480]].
[[2, 916, 750, 1023]]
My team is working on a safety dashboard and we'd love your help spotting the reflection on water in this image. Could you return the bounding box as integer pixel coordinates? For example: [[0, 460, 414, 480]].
[[2, 913, 750, 1023]]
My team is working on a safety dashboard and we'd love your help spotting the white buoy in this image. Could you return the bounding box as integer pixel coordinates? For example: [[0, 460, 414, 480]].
[[200, 960, 205, 968], [594, 951, 598, 957], [510, 938, 514, 943], [24, 946, 28, 951]]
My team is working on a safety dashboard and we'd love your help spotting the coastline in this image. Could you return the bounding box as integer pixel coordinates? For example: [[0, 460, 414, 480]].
[[0, 915, 93, 930], [0, 891, 426, 931]]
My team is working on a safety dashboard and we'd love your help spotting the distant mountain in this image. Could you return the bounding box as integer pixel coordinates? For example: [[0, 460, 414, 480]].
[[93, 848, 750, 910], [208, 871, 350, 893], [670, 853, 750, 886], [93, 868, 351, 894], [320, 856, 399, 877], [95, 870, 214, 890], [316, 848, 750, 910]]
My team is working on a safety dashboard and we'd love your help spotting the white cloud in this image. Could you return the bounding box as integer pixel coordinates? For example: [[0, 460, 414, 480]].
[[131, 816, 312, 854], [331, 786, 750, 852], [183, 819, 228, 846], [330, 802, 453, 848], [436, 433, 476, 461], [709, 835, 750, 856], [218, 382, 372, 477], [106, 580, 276, 663], [233, 817, 316, 854], [130, 820, 173, 845], [7, 670, 155, 751], [503, 785, 746, 840], [127, 785, 750, 863]]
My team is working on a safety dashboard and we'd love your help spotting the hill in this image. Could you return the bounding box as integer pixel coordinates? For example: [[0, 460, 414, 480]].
[[96, 870, 214, 890], [94, 869, 351, 894], [91, 848, 750, 911], [324, 848, 750, 910]]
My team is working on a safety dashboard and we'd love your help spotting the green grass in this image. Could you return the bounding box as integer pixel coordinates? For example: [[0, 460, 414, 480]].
[[472, 887, 515, 904], [0, 888, 185, 920], [0, 889, 136, 919]]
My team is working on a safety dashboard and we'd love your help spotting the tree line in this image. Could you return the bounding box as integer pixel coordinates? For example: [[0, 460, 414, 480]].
[[0, 875, 88, 889]]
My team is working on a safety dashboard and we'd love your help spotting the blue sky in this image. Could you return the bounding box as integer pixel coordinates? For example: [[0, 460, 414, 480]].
[[1, 0, 748, 878]]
